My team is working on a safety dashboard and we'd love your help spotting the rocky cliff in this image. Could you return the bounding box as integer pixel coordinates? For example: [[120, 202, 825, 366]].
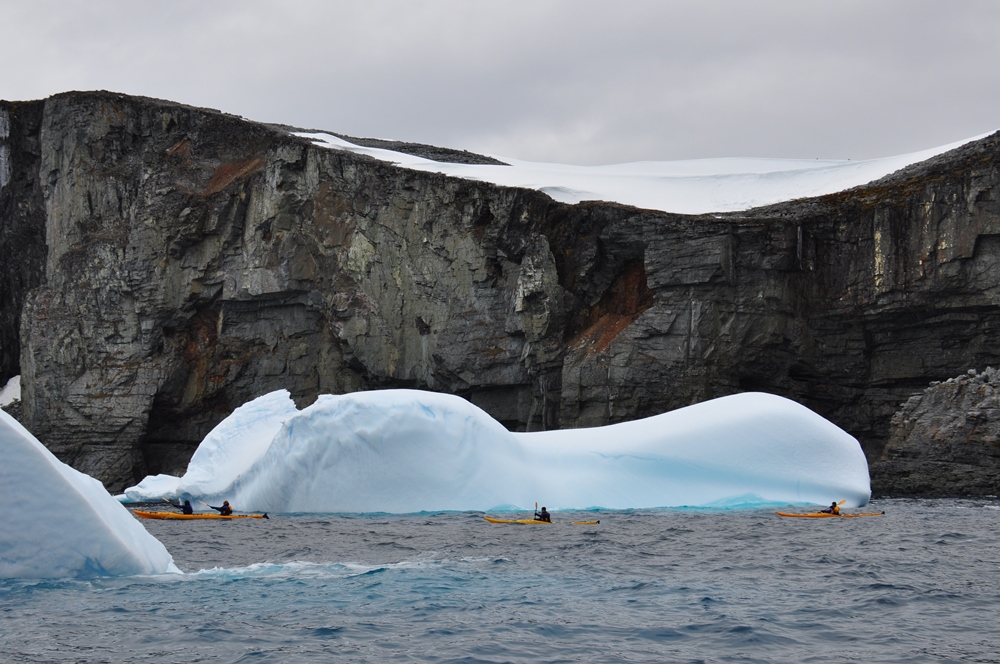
[[2, 91, 999, 494], [871, 368, 1000, 497]]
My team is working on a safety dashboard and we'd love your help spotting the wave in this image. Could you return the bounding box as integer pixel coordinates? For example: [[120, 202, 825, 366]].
[[181, 556, 493, 580]]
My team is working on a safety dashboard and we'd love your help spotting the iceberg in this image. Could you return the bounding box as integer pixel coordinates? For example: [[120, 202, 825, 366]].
[[0, 409, 179, 579], [126, 390, 871, 513]]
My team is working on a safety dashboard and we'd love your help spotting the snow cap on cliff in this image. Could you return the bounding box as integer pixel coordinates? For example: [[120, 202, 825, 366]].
[[297, 131, 993, 215]]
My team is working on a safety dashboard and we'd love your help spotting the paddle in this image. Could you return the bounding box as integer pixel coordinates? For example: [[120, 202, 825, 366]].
[[165, 496, 197, 514], [534, 502, 553, 522], [822, 499, 847, 515], [199, 498, 269, 519]]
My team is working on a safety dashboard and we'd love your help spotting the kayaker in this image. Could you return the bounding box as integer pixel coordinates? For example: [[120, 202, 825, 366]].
[[166, 499, 193, 514], [535, 506, 551, 522], [820, 501, 840, 515], [210, 500, 233, 516]]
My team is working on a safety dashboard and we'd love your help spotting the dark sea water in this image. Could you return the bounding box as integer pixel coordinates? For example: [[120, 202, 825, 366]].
[[2, 499, 999, 663]]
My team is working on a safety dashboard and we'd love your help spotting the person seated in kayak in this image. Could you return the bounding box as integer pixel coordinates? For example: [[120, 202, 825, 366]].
[[169, 499, 193, 514], [534, 506, 551, 522], [820, 501, 840, 515], [209, 500, 233, 516]]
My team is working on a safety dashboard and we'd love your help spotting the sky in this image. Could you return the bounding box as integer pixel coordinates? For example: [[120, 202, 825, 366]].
[[2, 0, 999, 165]]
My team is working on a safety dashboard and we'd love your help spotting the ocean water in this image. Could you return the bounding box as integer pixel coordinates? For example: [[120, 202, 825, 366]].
[[2, 499, 998, 663]]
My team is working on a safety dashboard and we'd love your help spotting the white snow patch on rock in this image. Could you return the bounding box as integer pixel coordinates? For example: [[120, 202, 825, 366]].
[[297, 130, 994, 215]]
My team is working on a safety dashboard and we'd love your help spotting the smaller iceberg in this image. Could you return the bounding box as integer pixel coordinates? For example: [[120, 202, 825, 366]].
[[126, 390, 871, 513], [0, 410, 179, 579]]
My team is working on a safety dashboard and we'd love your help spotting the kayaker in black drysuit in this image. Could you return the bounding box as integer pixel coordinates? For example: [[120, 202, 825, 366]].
[[169, 499, 194, 514], [209, 500, 233, 516], [820, 501, 840, 515], [535, 506, 551, 522]]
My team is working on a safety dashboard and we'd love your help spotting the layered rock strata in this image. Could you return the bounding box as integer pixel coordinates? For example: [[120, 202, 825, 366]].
[[872, 369, 1000, 496], [2, 91, 1000, 494]]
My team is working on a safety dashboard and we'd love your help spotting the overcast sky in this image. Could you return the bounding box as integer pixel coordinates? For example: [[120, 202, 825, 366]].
[[3, 0, 999, 165]]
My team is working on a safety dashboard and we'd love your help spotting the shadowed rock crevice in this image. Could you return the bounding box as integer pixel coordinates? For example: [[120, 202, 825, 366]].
[[0, 100, 46, 385]]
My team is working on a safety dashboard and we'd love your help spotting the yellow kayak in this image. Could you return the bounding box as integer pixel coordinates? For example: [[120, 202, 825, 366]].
[[134, 510, 269, 520], [483, 516, 600, 525], [775, 511, 884, 519]]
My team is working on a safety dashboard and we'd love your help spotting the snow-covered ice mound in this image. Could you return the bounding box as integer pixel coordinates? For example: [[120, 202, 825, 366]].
[[0, 410, 179, 579], [297, 131, 994, 215], [126, 390, 870, 513]]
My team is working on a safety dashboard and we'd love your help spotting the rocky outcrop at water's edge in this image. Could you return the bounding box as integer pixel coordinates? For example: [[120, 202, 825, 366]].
[[2, 91, 1000, 495], [872, 368, 1000, 497]]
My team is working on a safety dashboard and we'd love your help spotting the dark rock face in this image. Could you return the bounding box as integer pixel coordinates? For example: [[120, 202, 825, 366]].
[[0, 100, 47, 385], [2, 91, 1000, 495], [872, 369, 1000, 496]]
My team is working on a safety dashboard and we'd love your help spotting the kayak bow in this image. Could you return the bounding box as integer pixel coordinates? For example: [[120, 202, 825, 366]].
[[134, 510, 269, 520]]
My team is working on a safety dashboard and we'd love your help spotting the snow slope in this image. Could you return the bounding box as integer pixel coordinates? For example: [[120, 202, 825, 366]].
[[0, 410, 179, 579], [296, 131, 993, 215], [0, 375, 19, 406], [125, 389, 870, 513]]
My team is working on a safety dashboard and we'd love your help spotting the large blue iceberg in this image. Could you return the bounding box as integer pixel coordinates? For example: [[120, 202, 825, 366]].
[[127, 390, 871, 513], [0, 410, 179, 579]]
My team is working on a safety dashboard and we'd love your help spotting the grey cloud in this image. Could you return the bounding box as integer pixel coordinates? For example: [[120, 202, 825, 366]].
[[2, 0, 998, 164]]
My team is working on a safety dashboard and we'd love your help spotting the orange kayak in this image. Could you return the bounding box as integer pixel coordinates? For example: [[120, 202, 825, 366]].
[[775, 511, 884, 519], [133, 510, 268, 520], [483, 516, 600, 525]]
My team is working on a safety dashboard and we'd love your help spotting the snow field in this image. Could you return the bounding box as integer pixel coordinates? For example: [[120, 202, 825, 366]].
[[296, 131, 993, 214]]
